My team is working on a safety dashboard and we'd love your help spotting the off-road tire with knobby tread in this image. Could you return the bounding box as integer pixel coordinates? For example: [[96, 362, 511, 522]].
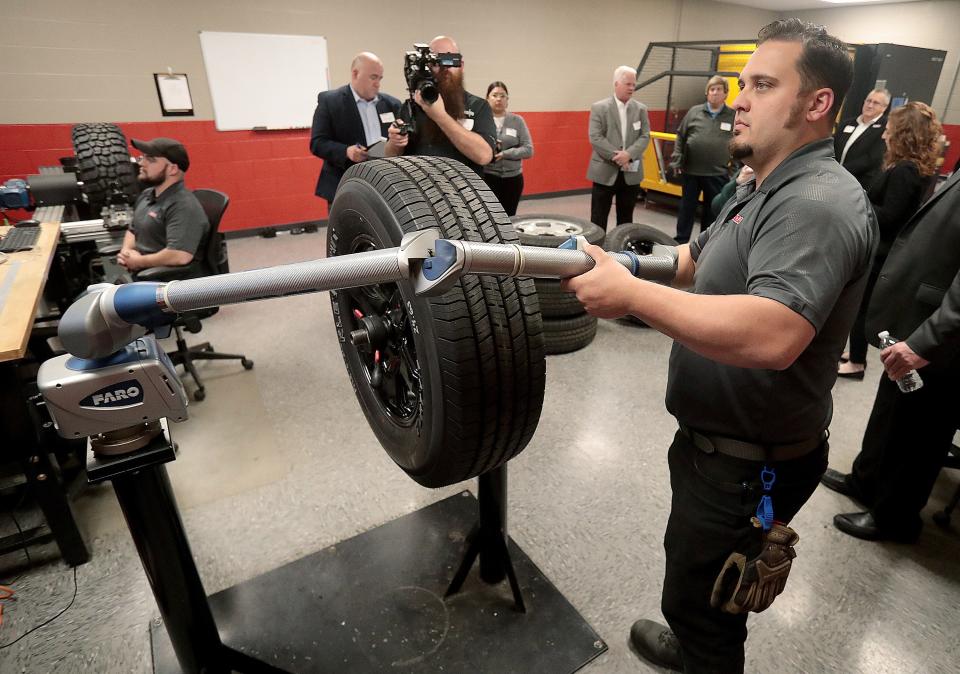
[[71, 123, 139, 214]]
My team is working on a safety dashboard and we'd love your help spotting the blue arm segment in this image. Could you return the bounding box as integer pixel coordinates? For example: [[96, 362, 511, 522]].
[[113, 283, 173, 327]]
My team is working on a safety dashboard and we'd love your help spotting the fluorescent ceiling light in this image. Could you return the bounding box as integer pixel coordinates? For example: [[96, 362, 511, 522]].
[[822, 0, 891, 4]]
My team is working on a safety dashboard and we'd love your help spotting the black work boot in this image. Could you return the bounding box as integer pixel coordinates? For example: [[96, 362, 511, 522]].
[[629, 619, 682, 671]]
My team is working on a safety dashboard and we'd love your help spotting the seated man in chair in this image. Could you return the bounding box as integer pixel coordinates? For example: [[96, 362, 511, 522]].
[[119, 137, 209, 277]]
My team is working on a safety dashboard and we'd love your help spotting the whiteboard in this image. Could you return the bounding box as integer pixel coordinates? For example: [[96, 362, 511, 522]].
[[199, 31, 329, 131]]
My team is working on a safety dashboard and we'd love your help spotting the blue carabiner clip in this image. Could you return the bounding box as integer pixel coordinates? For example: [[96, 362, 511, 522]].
[[760, 466, 776, 492]]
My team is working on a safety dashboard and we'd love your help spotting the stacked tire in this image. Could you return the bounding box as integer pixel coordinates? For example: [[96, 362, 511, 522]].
[[510, 214, 605, 355], [603, 222, 679, 326], [71, 123, 139, 214]]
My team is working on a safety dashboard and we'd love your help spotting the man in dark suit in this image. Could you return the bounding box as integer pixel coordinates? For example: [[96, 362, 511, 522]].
[[310, 52, 401, 207], [833, 88, 889, 189], [821, 169, 960, 542]]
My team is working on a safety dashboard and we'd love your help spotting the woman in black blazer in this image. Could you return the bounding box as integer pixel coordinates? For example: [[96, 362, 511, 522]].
[[839, 102, 943, 378]]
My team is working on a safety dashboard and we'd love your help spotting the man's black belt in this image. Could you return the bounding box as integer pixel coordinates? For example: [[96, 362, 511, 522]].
[[679, 424, 825, 462]]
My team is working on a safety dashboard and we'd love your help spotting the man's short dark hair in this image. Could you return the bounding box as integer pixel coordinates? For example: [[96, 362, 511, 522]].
[[757, 18, 852, 118]]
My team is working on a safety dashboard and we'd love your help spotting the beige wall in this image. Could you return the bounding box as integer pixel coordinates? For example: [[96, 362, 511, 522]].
[[0, 0, 776, 124], [789, 0, 960, 124]]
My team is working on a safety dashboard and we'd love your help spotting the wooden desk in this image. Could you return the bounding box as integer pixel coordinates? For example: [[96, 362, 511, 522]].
[[0, 222, 60, 362], [0, 221, 89, 567]]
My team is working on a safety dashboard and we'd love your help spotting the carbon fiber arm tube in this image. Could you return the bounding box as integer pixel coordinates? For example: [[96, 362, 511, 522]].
[[457, 241, 678, 282], [60, 249, 406, 359], [163, 249, 404, 312]]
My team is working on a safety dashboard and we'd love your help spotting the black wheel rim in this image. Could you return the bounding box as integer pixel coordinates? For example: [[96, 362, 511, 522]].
[[623, 237, 656, 256], [343, 236, 423, 428]]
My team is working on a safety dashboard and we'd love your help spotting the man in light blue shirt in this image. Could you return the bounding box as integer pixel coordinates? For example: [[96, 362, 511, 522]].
[[310, 53, 401, 206]]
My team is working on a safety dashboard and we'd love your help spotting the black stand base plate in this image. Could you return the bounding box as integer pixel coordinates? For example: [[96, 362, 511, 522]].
[[151, 492, 606, 672]]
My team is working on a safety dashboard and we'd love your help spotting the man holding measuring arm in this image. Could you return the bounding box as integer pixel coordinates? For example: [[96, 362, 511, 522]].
[[564, 19, 876, 672]]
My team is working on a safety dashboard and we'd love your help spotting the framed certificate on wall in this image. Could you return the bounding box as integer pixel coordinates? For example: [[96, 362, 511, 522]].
[[154, 73, 195, 117]]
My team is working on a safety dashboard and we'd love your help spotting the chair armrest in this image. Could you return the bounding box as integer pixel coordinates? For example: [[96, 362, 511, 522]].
[[135, 261, 204, 282], [98, 243, 122, 256]]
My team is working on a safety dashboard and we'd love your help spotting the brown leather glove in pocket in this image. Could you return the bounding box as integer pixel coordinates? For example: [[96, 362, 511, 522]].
[[710, 522, 799, 614]]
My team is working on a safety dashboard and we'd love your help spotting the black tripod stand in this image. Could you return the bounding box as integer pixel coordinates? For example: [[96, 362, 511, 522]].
[[445, 464, 526, 612]]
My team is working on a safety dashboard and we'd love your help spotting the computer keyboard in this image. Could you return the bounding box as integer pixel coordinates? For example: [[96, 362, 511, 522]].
[[0, 226, 40, 253]]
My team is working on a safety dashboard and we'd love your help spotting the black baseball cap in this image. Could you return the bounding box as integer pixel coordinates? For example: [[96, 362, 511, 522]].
[[131, 137, 190, 172]]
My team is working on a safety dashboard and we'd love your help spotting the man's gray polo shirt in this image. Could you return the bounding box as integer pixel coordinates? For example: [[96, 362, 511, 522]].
[[131, 181, 209, 262], [665, 138, 877, 443]]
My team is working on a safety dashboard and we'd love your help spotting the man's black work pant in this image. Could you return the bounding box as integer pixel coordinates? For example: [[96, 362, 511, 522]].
[[675, 173, 727, 244], [661, 429, 827, 673], [851, 369, 956, 535], [590, 172, 639, 231]]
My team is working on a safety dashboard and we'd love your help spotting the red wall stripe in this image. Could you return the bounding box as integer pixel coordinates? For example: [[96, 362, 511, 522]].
[[1, 112, 956, 232]]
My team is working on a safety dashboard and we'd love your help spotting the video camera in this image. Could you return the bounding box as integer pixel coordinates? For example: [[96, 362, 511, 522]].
[[397, 44, 463, 135]]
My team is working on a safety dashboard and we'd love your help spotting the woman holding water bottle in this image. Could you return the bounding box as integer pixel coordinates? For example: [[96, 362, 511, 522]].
[[819, 103, 958, 544]]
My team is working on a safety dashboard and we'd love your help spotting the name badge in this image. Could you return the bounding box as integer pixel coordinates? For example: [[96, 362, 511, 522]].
[[505, 128, 517, 137], [843, 125, 855, 133], [460, 118, 475, 131], [379, 112, 396, 123], [720, 122, 732, 131], [632, 120, 643, 131], [872, 123, 882, 128]]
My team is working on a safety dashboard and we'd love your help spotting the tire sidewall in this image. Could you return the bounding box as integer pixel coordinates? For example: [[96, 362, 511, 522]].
[[328, 177, 443, 479]]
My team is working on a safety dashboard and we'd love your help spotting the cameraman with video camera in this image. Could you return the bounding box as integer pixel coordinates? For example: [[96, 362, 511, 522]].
[[384, 36, 496, 176]]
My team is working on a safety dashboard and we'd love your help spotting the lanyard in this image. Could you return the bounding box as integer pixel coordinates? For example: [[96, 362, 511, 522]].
[[753, 466, 776, 531]]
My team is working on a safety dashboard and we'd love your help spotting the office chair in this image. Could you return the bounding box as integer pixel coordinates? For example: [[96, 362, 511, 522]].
[[136, 189, 253, 401]]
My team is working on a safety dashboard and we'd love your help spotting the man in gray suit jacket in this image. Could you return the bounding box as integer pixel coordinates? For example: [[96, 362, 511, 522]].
[[587, 66, 650, 230], [821, 169, 960, 542]]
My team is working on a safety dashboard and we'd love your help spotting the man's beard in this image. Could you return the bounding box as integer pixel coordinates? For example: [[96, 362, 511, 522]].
[[728, 98, 806, 161], [729, 136, 752, 160], [139, 172, 164, 188], [420, 69, 466, 145]]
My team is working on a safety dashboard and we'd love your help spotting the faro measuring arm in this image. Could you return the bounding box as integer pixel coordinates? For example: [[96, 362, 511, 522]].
[[59, 229, 679, 361]]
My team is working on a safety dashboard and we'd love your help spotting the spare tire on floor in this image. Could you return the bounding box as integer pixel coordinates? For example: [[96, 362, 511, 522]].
[[534, 279, 585, 318], [328, 157, 546, 488], [604, 222, 678, 327], [603, 222, 677, 255], [543, 313, 598, 355], [509, 214, 603, 320], [510, 213, 605, 248], [71, 123, 139, 214]]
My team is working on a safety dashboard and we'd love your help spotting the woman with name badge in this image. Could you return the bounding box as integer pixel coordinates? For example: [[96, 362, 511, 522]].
[[838, 102, 943, 379], [482, 81, 534, 216]]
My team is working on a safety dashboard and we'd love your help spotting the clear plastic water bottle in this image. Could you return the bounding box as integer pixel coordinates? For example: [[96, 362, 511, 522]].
[[877, 331, 924, 393]]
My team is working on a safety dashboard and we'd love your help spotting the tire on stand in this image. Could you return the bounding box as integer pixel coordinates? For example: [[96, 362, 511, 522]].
[[71, 122, 139, 216], [328, 156, 546, 488]]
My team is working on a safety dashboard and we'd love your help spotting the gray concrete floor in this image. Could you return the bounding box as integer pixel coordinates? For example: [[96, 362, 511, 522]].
[[2, 194, 959, 672]]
